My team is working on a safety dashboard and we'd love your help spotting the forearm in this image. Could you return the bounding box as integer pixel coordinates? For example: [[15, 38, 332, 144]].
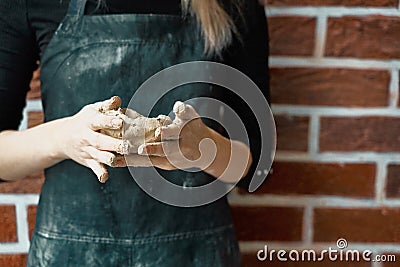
[[204, 128, 252, 183], [0, 119, 66, 181]]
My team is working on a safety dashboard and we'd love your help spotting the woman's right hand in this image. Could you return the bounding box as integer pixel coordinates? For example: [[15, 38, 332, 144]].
[[54, 96, 126, 183]]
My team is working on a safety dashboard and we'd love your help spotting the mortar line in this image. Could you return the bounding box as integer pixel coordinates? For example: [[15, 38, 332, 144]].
[[389, 68, 399, 108], [308, 114, 320, 157], [18, 109, 28, 131], [228, 194, 373, 207], [265, 6, 400, 17], [18, 99, 43, 131], [0, 194, 39, 205], [275, 151, 400, 165], [270, 56, 400, 69], [276, 151, 395, 161], [272, 105, 400, 116], [375, 162, 388, 204], [15, 203, 30, 253], [302, 206, 313, 245], [25, 99, 43, 112], [228, 193, 400, 208], [314, 14, 327, 58], [0, 243, 28, 254]]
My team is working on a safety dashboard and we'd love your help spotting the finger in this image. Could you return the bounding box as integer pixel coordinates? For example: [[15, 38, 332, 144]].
[[88, 132, 129, 154], [83, 146, 117, 167], [118, 154, 175, 170], [116, 154, 153, 167], [112, 154, 128, 167], [156, 115, 173, 126], [155, 124, 181, 140], [86, 159, 108, 183], [92, 96, 122, 112], [138, 141, 179, 157], [173, 101, 200, 122], [89, 113, 123, 130], [123, 108, 142, 119]]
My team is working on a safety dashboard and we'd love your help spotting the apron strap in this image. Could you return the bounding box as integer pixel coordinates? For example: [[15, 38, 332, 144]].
[[67, 0, 88, 16]]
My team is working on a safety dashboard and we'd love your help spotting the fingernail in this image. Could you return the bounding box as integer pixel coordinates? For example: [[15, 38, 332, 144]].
[[118, 140, 129, 155], [155, 128, 162, 138], [173, 101, 185, 114], [98, 173, 108, 183], [108, 155, 116, 166], [138, 144, 147, 155]]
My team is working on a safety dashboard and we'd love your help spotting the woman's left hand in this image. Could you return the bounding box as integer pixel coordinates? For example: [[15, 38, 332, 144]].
[[115, 101, 252, 183], [118, 101, 218, 171]]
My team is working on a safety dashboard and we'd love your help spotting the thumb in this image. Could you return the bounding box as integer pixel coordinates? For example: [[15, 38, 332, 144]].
[[173, 101, 200, 122]]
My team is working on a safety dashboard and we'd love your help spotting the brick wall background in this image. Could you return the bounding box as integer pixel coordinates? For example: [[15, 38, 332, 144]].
[[1, 1, 400, 266], [231, 1, 400, 266]]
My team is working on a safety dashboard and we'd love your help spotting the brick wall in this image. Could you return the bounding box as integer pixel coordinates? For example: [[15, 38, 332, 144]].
[[230, 1, 400, 267], [1, 1, 400, 267]]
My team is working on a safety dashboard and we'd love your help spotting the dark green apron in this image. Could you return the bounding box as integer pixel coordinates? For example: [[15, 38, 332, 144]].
[[27, 0, 241, 266]]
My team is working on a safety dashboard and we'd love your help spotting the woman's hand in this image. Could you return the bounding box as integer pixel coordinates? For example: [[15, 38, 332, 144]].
[[0, 96, 127, 182], [54, 96, 127, 183], [136, 101, 216, 170], [117, 101, 253, 183]]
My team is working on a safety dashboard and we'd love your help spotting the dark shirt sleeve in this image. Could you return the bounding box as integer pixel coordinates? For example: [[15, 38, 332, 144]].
[[220, 0, 270, 190], [0, 0, 38, 131]]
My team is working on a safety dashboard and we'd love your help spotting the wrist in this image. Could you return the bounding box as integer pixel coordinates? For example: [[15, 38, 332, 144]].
[[201, 127, 253, 183], [202, 127, 230, 176], [45, 117, 70, 161]]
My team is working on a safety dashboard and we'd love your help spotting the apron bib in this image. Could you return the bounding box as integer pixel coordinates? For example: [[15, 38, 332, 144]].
[[27, 0, 240, 266]]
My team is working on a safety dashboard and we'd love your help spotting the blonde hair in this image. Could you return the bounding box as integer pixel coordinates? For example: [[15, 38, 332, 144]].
[[182, 0, 241, 56], [95, 0, 240, 56]]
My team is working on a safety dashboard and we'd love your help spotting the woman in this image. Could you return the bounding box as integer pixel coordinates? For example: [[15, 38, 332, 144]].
[[0, 0, 269, 266]]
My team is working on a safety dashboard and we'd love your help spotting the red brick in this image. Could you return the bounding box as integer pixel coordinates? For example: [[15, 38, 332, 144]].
[[262, 0, 397, 7], [386, 165, 400, 198], [27, 68, 41, 100], [276, 115, 309, 151], [27, 111, 44, 128], [320, 117, 400, 152], [270, 68, 390, 107], [243, 161, 375, 197], [241, 252, 371, 266], [0, 205, 17, 242], [231, 206, 303, 241], [326, 16, 400, 59], [314, 208, 400, 242], [0, 254, 27, 267], [268, 17, 316, 56], [28, 205, 37, 239], [0, 171, 44, 194]]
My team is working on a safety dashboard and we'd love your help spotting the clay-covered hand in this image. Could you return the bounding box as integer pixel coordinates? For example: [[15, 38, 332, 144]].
[[56, 96, 126, 183], [100, 108, 173, 154], [110, 101, 252, 183], [116, 101, 217, 171]]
